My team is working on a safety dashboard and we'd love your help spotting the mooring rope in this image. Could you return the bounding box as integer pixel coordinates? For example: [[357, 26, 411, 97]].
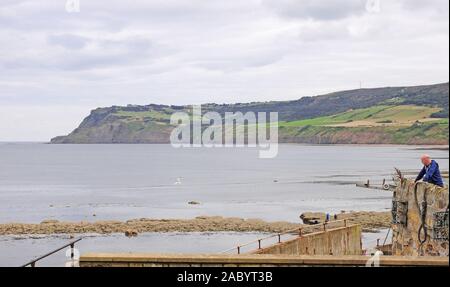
[[382, 227, 392, 246], [414, 183, 428, 255]]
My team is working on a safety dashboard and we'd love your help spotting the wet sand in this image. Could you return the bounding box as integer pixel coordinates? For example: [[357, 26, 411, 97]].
[[0, 212, 391, 236]]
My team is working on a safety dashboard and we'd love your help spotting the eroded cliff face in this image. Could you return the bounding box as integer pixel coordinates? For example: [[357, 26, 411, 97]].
[[278, 125, 449, 145], [392, 180, 449, 257], [51, 122, 173, 144], [51, 105, 175, 144]]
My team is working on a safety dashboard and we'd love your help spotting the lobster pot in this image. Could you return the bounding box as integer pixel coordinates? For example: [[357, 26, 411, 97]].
[[391, 179, 449, 257]]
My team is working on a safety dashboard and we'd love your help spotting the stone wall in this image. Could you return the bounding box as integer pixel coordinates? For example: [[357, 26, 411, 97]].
[[392, 180, 449, 256], [79, 253, 449, 267], [252, 225, 362, 256]]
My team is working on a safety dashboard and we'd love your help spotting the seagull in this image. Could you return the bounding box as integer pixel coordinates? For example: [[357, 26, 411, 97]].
[[174, 177, 182, 185]]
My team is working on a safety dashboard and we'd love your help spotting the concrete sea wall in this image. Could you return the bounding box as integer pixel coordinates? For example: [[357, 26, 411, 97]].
[[252, 225, 362, 256], [79, 253, 449, 267], [392, 180, 449, 256]]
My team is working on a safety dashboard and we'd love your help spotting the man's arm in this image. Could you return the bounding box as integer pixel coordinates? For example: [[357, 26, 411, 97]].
[[423, 161, 437, 182], [415, 166, 426, 182]]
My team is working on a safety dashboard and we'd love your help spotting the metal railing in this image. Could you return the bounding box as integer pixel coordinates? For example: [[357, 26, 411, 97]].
[[21, 238, 82, 267], [220, 219, 349, 255], [356, 178, 396, 191]]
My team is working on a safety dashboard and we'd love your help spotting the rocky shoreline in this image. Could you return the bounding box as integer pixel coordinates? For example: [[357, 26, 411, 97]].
[[299, 211, 392, 232], [0, 212, 391, 236]]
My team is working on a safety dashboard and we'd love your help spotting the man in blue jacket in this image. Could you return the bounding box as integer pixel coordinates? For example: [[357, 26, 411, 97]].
[[415, 154, 445, 187]]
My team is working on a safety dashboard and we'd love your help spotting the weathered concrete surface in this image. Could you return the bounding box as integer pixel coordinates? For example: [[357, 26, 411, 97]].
[[252, 225, 362, 256], [79, 253, 449, 267], [392, 180, 449, 256]]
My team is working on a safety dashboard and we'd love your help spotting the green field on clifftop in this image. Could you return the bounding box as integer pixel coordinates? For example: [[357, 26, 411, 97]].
[[279, 105, 443, 128]]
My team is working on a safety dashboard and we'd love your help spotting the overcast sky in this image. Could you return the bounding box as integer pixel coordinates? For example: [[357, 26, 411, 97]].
[[0, 0, 449, 141]]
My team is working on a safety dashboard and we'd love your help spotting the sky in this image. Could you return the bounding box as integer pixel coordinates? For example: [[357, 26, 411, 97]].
[[0, 0, 449, 141]]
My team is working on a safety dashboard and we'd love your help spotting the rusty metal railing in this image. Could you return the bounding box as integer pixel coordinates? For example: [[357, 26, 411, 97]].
[[21, 238, 82, 267], [220, 219, 349, 255]]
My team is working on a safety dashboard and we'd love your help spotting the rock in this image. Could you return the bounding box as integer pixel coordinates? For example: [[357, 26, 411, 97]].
[[300, 213, 325, 225], [188, 201, 201, 205], [40, 220, 59, 224], [301, 211, 392, 232], [124, 230, 138, 237]]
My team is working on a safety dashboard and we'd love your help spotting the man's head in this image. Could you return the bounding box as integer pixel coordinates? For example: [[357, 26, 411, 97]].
[[421, 154, 432, 166]]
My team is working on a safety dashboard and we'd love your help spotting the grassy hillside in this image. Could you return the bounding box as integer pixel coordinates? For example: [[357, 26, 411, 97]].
[[278, 105, 448, 145], [51, 83, 449, 145], [200, 82, 449, 122], [280, 105, 442, 127]]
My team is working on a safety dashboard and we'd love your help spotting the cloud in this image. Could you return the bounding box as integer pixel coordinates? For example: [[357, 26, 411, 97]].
[[2, 32, 172, 72], [48, 34, 90, 50], [400, 0, 449, 13], [0, 0, 448, 141], [263, 0, 367, 21]]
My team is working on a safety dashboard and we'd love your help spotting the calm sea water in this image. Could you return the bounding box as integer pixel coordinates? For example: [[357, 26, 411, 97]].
[[0, 144, 448, 266], [0, 229, 391, 267], [0, 143, 448, 223], [0, 232, 269, 267]]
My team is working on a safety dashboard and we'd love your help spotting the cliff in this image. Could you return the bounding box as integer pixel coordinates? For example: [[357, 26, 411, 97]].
[[51, 83, 449, 145]]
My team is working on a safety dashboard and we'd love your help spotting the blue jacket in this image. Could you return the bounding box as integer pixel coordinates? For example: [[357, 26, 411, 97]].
[[415, 160, 444, 187]]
